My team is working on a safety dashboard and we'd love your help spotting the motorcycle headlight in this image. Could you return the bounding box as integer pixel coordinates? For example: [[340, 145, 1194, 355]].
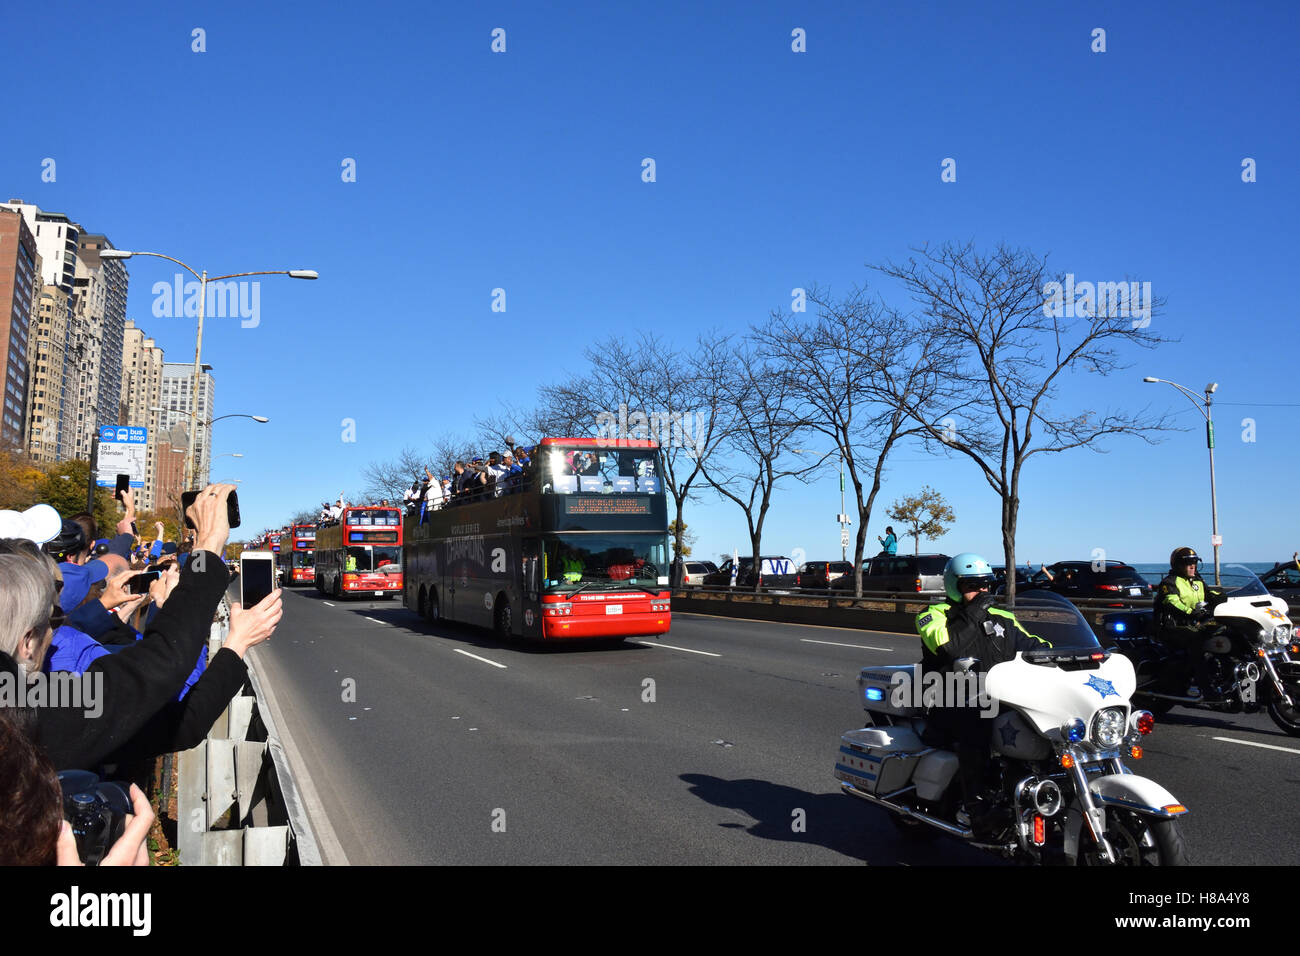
[[1091, 707, 1127, 749], [1273, 625, 1292, 646]]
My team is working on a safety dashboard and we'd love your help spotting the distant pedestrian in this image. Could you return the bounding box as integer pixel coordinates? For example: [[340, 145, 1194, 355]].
[[878, 526, 898, 556]]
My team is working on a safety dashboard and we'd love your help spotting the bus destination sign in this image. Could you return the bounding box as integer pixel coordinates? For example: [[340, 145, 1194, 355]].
[[563, 496, 652, 516]]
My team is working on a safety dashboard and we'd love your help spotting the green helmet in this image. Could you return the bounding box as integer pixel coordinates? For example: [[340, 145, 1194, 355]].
[[944, 552, 995, 603]]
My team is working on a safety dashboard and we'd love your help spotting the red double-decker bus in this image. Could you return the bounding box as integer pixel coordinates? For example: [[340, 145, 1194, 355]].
[[403, 437, 672, 641], [279, 524, 317, 586], [314, 506, 404, 599]]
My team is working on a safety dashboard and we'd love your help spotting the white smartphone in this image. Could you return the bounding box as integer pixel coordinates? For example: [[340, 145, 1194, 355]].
[[240, 551, 276, 608]]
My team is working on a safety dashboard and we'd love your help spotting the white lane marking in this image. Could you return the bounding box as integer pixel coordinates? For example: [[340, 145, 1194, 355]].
[[322, 601, 335, 607], [453, 648, 508, 669], [801, 638, 894, 651], [362, 616, 385, 625], [1210, 736, 1300, 755], [672, 610, 911, 640], [635, 641, 721, 658]]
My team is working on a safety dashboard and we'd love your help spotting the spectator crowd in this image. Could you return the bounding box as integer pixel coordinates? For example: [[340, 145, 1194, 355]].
[[0, 483, 283, 866]]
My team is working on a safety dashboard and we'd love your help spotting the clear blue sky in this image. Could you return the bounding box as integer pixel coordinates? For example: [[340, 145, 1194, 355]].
[[4, 0, 1296, 563]]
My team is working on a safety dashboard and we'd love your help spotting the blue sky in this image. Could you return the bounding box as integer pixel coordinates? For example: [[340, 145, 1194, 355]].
[[4, 0, 1296, 563]]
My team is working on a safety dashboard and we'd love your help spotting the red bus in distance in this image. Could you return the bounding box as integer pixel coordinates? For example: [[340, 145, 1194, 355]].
[[315, 506, 403, 599]]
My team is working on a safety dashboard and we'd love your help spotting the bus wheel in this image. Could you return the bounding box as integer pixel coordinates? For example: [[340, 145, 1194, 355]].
[[494, 596, 512, 639]]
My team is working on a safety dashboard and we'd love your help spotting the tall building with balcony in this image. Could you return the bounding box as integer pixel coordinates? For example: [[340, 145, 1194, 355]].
[[0, 208, 37, 450], [69, 235, 129, 458], [26, 283, 74, 462], [0, 200, 79, 293], [120, 320, 165, 510], [160, 363, 214, 489]]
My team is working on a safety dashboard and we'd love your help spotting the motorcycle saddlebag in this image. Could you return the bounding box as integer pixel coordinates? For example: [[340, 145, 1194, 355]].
[[835, 726, 927, 795]]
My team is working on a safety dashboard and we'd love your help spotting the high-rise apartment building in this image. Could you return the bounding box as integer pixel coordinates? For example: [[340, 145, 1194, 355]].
[[0, 200, 79, 293], [26, 284, 74, 462], [120, 319, 165, 510], [160, 362, 214, 489], [0, 208, 37, 450]]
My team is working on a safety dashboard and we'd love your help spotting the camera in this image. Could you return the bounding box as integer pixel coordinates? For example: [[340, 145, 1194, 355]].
[[57, 770, 132, 865]]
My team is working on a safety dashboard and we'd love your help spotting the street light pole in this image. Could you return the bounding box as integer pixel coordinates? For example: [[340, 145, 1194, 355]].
[[793, 447, 851, 561], [100, 249, 314, 492], [1143, 377, 1221, 584]]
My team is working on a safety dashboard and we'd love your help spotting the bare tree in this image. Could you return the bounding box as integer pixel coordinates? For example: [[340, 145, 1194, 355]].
[[754, 286, 961, 596], [360, 446, 427, 503], [700, 344, 815, 591], [540, 332, 733, 585], [872, 241, 1174, 602]]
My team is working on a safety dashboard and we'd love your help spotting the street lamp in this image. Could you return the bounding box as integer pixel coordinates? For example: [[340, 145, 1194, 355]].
[[792, 447, 851, 561], [100, 249, 313, 492], [1143, 377, 1221, 584]]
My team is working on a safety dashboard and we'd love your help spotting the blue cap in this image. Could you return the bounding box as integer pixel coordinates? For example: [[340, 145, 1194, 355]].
[[58, 559, 110, 611], [107, 533, 134, 559]]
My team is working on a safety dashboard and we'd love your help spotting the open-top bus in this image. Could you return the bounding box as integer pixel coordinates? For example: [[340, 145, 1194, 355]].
[[315, 505, 404, 598], [403, 437, 672, 641], [280, 524, 317, 587]]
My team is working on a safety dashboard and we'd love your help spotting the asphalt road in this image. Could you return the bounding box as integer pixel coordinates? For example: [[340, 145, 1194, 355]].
[[248, 588, 1300, 865]]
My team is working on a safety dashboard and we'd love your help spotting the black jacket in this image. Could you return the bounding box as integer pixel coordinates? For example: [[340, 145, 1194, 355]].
[[19, 551, 241, 770]]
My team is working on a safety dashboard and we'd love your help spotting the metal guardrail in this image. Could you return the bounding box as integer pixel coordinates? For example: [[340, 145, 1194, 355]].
[[174, 597, 320, 865]]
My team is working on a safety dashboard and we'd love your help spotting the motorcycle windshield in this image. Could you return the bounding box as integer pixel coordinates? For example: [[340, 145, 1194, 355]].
[[1003, 590, 1102, 653], [1212, 563, 1268, 597]]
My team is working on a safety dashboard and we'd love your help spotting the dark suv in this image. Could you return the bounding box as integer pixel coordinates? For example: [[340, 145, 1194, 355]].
[[831, 553, 950, 594], [1026, 561, 1152, 605], [702, 556, 799, 590], [797, 560, 853, 590]]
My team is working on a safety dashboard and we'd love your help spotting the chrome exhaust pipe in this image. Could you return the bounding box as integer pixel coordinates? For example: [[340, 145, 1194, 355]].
[[839, 781, 972, 838], [1141, 691, 1203, 703]]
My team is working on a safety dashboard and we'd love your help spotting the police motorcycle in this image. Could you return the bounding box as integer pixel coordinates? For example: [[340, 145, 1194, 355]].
[[1101, 563, 1300, 736], [834, 591, 1189, 865]]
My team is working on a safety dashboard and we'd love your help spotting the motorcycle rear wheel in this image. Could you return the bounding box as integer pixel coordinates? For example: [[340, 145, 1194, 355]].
[[1081, 808, 1189, 866], [1266, 683, 1300, 737]]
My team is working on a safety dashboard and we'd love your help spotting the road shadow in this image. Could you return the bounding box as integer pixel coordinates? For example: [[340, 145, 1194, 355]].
[[679, 773, 1000, 866], [337, 602, 655, 657], [1154, 708, 1298, 740]]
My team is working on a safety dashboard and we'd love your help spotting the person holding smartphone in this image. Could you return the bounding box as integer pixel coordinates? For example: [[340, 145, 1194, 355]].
[[3, 485, 281, 771]]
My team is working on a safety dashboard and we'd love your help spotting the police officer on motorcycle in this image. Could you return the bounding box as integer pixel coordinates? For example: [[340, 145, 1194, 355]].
[[915, 553, 1050, 834], [1154, 546, 1225, 695]]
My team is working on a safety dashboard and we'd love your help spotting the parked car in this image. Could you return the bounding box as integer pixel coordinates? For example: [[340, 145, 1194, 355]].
[[1259, 560, 1300, 605], [991, 565, 1033, 590], [1025, 560, 1151, 605], [681, 561, 717, 587], [831, 553, 949, 594], [702, 556, 799, 590], [797, 560, 853, 590]]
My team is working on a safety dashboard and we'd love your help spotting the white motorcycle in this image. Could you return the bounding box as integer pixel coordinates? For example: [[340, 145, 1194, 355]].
[[835, 591, 1189, 865], [1102, 564, 1300, 735]]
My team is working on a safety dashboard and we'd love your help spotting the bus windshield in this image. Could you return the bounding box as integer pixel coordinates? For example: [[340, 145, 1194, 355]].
[[345, 546, 400, 572], [293, 552, 315, 569], [542, 447, 661, 493], [544, 533, 669, 591]]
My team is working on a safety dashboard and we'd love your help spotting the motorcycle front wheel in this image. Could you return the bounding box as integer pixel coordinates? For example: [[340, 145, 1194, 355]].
[[1081, 809, 1189, 866], [1266, 682, 1300, 737]]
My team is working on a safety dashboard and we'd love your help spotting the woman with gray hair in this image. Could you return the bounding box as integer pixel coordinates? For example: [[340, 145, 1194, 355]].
[[0, 554, 55, 677]]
